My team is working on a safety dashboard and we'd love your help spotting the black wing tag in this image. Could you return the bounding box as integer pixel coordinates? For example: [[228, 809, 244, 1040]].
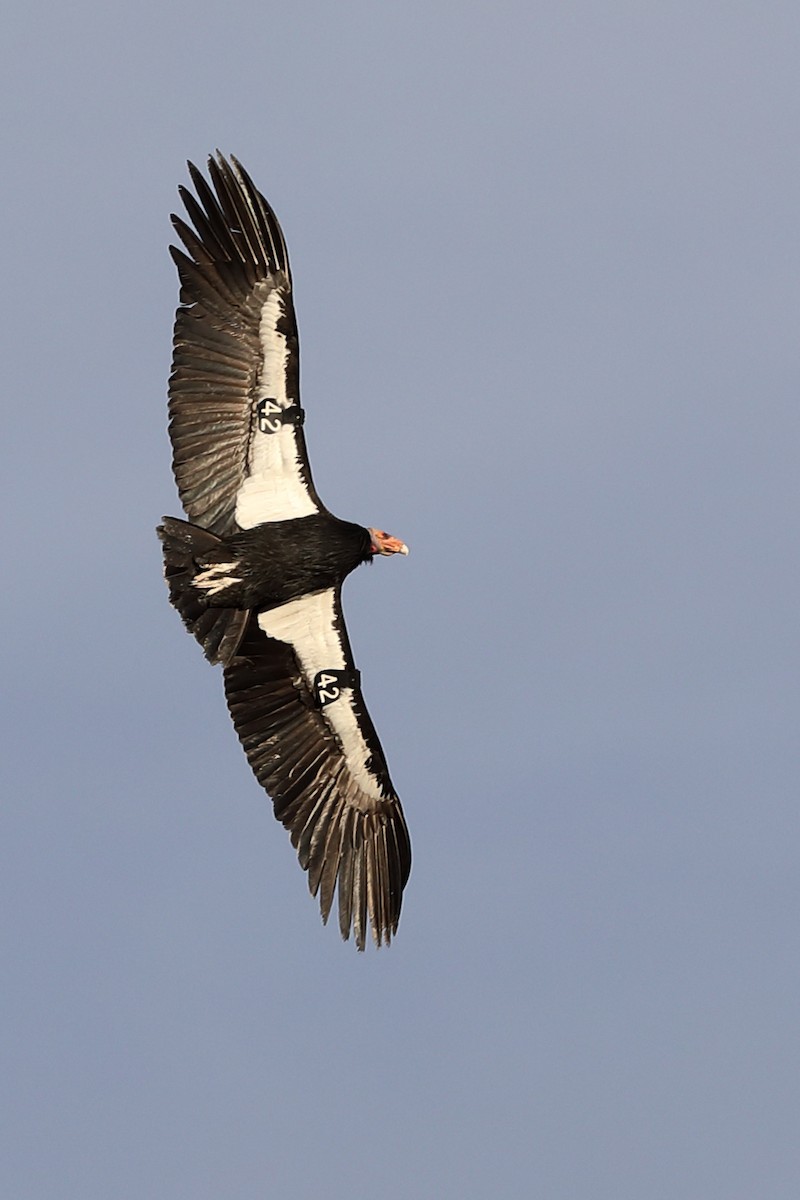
[[313, 669, 361, 707], [256, 398, 305, 434]]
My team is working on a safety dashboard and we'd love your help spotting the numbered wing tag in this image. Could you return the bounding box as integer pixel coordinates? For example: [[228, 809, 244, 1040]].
[[313, 669, 361, 707], [256, 398, 305, 434]]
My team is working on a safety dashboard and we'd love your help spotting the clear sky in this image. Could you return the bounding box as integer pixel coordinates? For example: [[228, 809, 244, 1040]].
[[3, 2, 799, 1196]]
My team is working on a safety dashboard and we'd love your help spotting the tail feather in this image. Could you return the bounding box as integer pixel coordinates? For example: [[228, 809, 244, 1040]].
[[157, 517, 249, 665]]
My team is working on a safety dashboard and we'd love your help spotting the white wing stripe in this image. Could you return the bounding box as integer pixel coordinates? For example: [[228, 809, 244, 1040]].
[[257, 590, 384, 802], [235, 289, 318, 528]]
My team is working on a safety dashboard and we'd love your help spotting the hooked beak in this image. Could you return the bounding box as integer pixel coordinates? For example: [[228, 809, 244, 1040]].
[[369, 528, 409, 557]]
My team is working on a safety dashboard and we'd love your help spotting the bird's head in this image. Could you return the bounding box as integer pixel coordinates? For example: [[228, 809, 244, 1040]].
[[368, 528, 409, 557]]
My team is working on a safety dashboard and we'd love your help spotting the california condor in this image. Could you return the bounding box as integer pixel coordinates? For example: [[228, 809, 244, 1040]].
[[157, 154, 411, 950]]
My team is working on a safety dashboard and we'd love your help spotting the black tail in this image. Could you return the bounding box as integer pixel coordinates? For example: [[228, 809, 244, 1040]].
[[156, 517, 249, 665]]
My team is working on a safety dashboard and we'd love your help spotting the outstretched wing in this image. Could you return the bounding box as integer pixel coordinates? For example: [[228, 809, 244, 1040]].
[[224, 588, 411, 949], [168, 153, 322, 536]]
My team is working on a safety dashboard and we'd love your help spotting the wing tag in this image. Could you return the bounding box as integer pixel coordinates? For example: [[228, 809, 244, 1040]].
[[256, 398, 305, 434], [313, 669, 361, 707]]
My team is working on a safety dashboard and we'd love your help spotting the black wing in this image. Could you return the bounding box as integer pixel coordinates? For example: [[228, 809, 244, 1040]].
[[168, 153, 322, 536], [224, 587, 411, 949]]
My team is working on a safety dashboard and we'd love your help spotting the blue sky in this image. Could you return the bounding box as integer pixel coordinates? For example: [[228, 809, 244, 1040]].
[[3, 2, 800, 1196]]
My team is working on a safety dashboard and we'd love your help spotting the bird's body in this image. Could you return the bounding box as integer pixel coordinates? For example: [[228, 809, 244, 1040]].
[[158, 154, 411, 949], [165, 513, 373, 615]]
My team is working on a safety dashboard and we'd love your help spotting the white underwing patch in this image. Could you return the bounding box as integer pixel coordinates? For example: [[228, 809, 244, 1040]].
[[235, 289, 318, 528], [257, 590, 385, 802]]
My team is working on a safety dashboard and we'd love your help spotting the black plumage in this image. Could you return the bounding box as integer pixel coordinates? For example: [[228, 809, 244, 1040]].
[[158, 154, 411, 949]]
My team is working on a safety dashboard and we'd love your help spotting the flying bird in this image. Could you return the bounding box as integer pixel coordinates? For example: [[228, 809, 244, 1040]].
[[157, 154, 411, 950]]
